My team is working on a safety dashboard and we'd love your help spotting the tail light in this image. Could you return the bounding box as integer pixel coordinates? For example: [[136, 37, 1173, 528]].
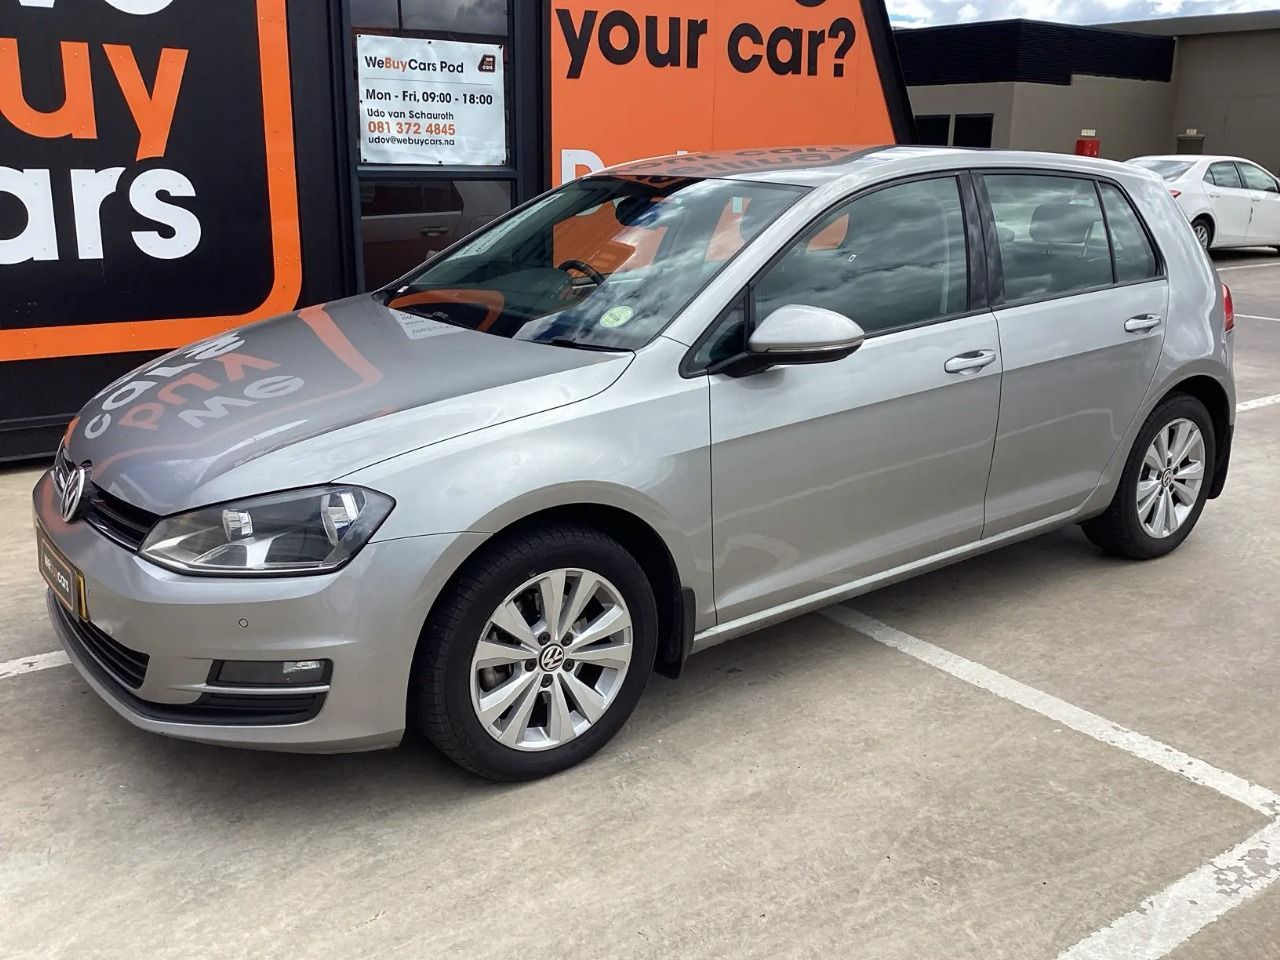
[[1170, 189, 1182, 198], [1223, 282, 1235, 333]]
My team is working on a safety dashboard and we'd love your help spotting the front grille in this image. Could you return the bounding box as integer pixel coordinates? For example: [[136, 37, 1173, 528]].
[[51, 599, 325, 726], [55, 447, 157, 551], [56, 603, 150, 690], [84, 488, 157, 551]]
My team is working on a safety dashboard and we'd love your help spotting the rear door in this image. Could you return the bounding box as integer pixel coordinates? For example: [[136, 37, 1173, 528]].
[[979, 173, 1168, 536], [1238, 162, 1280, 246], [1204, 162, 1254, 244]]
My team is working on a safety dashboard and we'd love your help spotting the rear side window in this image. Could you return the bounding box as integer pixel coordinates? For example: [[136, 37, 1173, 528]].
[[1099, 183, 1159, 283], [1238, 163, 1280, 194], [1207, 163, 1244, 189], [985, 174, 1111, 302], [753, 176, 970, 336]]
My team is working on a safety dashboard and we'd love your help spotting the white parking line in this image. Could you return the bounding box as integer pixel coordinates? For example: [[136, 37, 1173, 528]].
[[820, 606, 1280, 960], [0, 650, 69, 680], [1238, 313, 1280, 322], [1238, 393, 1280, 413], [1219, 261, 1280, 272]]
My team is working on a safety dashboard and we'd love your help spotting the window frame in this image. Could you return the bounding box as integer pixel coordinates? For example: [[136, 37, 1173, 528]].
[[680, 170, 989, 378], [973, 169, 1166, 311]]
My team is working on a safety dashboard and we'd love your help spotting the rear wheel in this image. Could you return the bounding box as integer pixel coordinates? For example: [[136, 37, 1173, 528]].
[[1082, 395, 1215, 560], [1191, 217, 1213, 250], [413, 524, 658, 781]]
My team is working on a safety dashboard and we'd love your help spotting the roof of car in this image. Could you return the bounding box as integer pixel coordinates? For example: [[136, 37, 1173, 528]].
[[1132, 155, 1246, 164], [607, 145, 1153, 187]]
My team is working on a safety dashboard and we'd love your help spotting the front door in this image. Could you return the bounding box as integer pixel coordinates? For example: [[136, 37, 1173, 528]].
[[706, 175, 1001, 623], [1238, 162, 1280, 246], [981, 174, 1168, 536], [1204, 161, 1255, 245]]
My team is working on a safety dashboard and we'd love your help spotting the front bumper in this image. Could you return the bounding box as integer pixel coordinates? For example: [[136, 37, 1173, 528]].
[[34, 471, 477, 753]]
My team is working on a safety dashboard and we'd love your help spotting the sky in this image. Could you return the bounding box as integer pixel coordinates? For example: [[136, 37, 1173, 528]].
[[888, 0, 1280, 27]]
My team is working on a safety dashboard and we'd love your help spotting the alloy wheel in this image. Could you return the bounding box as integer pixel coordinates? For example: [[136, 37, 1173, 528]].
[[1136, 418, 1205, 539], [469, 568, 633, 751], [1193, 223, 1211, 249]]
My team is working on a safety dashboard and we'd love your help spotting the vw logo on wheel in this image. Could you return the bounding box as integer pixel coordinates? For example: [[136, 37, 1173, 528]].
[[60, 466, 87, 522], [538, 644, 566, 671]]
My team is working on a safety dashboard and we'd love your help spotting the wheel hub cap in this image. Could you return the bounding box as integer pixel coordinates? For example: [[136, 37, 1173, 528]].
[[538, 644, 566, 671]]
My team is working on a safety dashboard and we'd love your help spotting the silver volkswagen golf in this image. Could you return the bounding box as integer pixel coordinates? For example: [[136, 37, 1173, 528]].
[[36, 146, 1235, 780]]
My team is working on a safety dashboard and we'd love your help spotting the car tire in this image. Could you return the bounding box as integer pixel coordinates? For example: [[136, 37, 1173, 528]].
[[1191, 217, 1213, 250], [1082, 394, 1216, 560], [412, 523, 658, 781]]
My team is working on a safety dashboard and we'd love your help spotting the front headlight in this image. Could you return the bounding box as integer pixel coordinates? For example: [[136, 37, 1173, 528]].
[[140, 486, 394, 576]]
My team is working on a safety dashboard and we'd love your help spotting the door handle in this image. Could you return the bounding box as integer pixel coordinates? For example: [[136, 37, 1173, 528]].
[[420, 226, 450, 237], [1124, 314, 1163, 333], [944, 349, 998, 374]]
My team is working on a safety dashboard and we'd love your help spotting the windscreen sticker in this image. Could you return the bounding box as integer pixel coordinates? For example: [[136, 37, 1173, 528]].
[[599, 305, 635, 329]]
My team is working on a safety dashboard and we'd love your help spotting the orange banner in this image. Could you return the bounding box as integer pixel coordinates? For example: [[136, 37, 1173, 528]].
[[549, 0, 905, 184]]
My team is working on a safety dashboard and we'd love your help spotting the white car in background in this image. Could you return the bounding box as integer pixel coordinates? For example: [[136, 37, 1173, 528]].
[[1130, 155, 1280, 252]]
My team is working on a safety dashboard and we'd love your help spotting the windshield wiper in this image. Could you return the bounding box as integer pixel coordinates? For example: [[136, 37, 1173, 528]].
[[544, 338, 629, 353]]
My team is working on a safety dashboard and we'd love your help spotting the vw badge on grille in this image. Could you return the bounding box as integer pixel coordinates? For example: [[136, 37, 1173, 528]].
[[60, 466, 87, 522]]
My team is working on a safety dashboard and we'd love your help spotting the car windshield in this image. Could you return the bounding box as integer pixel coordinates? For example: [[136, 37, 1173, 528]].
[[387, 175, 806, 351], [1131, 159, 1194, 181]]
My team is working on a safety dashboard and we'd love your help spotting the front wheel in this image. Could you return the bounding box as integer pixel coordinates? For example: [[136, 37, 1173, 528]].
[[1082, 395, 1215, 560], [413, 524, 658, 781]]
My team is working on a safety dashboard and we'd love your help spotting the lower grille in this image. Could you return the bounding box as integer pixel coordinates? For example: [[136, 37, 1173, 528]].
[[66, 609, 149, 690], [51, 597, 324, 726]]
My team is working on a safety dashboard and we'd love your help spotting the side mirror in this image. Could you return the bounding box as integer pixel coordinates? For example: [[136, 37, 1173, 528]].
[[747, 304, 866, 365]]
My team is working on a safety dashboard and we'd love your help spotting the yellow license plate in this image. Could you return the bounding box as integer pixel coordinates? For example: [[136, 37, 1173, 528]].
[[36, 523, 86, 619]]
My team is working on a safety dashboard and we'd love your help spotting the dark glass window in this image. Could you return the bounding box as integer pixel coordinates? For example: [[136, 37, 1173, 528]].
[[986, 174, 1111, 302], [1099, 183, 1158, 283], [953, 114, 994, 148], [915, 115, 950, 146], [350, 0, 399, 28], [754, 177, 969, 336], [1238, 163, 1280, 194], [401, 0, 508, 35], [1207, 163, 1244, 189], [361, 179, 512, 289]]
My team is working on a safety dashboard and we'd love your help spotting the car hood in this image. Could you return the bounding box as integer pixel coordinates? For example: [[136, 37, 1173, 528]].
[[64, 295, 630, 515]]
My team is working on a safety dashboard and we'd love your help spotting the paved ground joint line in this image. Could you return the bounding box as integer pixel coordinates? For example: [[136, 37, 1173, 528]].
[[819, 606, 1280, 960], [0, 650, 69, 680]]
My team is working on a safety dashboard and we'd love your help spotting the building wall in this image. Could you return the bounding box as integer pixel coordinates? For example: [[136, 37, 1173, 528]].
[[1171, 30, 1280, 169], [906, 82, 1018, 148], [1009, 74, 1173, 160]]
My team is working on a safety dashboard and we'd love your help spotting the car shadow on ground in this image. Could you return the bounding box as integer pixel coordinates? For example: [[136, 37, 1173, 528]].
[[63, 524, 1126, 823]]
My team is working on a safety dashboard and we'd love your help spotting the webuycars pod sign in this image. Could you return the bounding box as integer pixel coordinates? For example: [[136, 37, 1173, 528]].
[[0, 0, 301, 362]]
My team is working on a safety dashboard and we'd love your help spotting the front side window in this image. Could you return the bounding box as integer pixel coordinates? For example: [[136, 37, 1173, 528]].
[[392, 176, 804, 350], [1207, 163, 1245, 189], [985, 174, 1111, 303], [1238, 163, 1280, 194], [1099, 183, 1159, 284], [753, 177, 969, 336]]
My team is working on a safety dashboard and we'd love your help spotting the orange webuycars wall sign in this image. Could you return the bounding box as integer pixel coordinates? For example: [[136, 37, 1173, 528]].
[[548, 0, 912, 184], [0, 0, 300, 362]]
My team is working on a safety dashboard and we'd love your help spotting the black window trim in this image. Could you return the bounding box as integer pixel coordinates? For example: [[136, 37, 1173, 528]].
[[680, 169, 988, 378], [974, 167, 1167, 313]]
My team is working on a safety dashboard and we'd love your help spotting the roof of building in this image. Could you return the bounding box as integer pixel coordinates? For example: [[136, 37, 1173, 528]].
[[1102, 10, 1280, 37], [893, 19, 1174, 87]]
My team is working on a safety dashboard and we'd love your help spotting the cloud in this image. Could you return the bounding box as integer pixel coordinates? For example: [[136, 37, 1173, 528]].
[[888, 0, 1280, 27]]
